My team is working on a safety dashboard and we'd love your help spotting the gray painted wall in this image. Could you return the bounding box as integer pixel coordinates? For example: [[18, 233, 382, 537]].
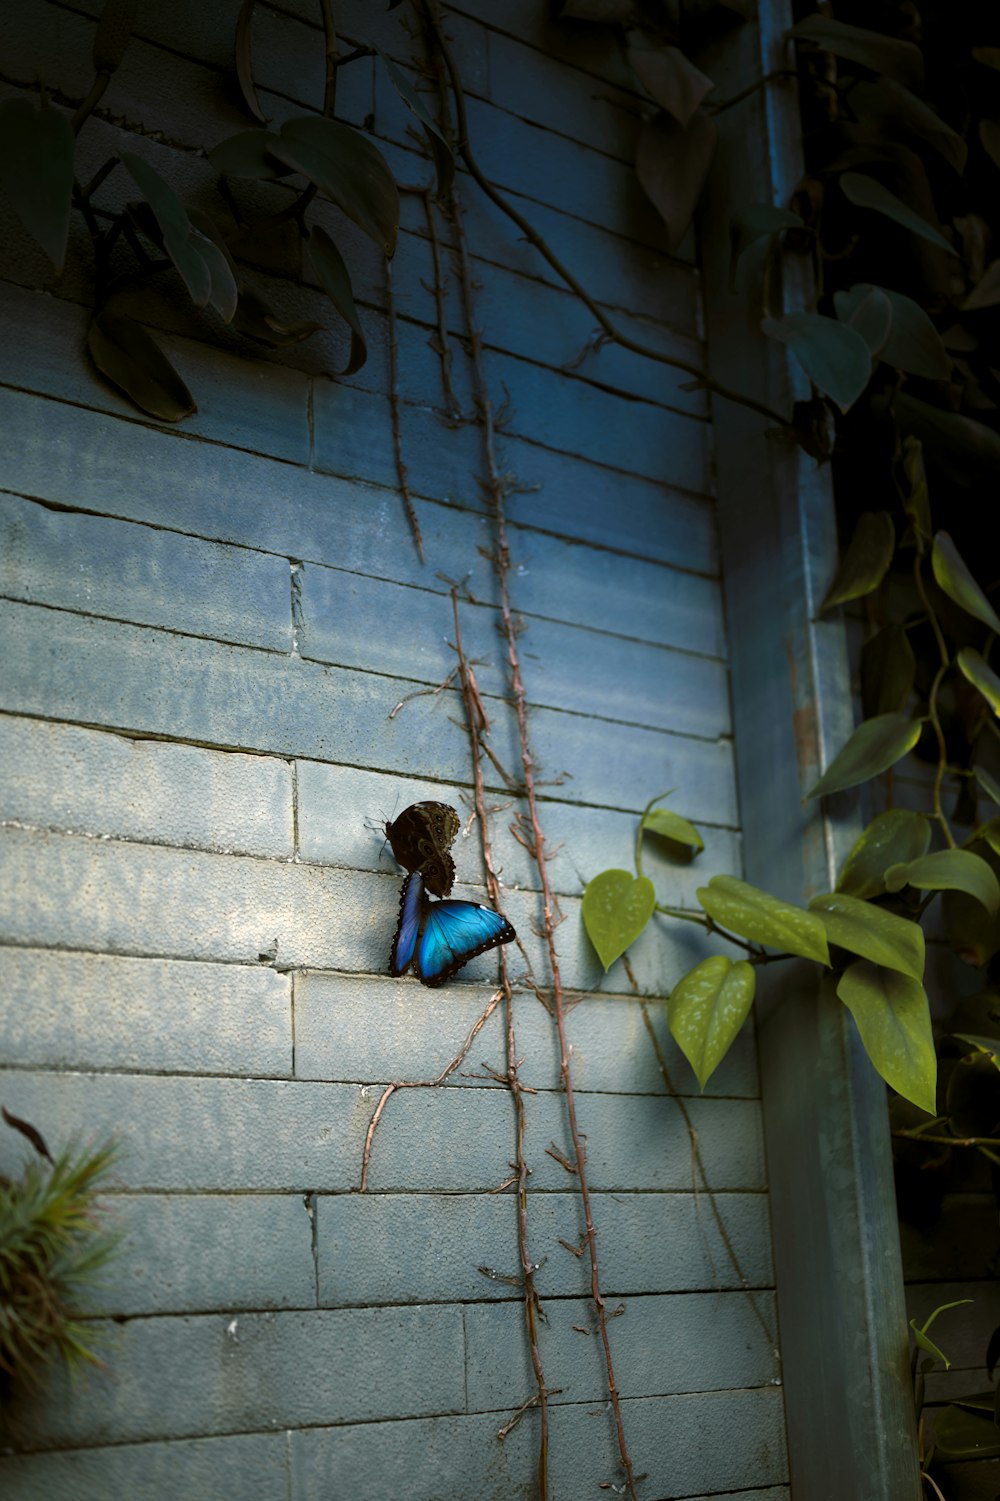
[[0, 3, 789, 1496]]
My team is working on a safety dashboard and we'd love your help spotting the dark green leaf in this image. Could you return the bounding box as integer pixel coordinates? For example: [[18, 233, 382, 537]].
[[886, 849, 1000, 917], [886, 391, 1000, 485], [848, 79, 967, 174], [268, 116, 399, 257], [935, 1402, 1000, 1460], [208, 128, 292, 180], [807, 712, 921, 798], [762, 312, 871, 412], [628, 45, 714, 127], [820, 510, 894, 613], [121, 153, 239, 321], [810, 890, 925, 980], [943, 884, 1000, 967], [696, 875, 831, 964], [910, 1300, 973, 1368], [667, 956, 756, 1089], [787, 15, 924, 89], [957, 648, 1000, 716], [976, 767, 1000, 808], [87, 311, 196, 422], [897, 436, 931, 549], [868, 285, 951, 379], [979, 819, 1000, 859], [376, 49, 454, 197], [0, 97, 75, 271], [964, 257, 1000, 311], [837, 961, 936, 1114], [729, 203, 804, 289], [307, 226, 367, 375], [232, 287, 322, 347], [642, 806, 704, 855], [861, 625, 916, 718], [235, 0, 268, 124], [636, 109, 717, 254], [582, 869, 656, 971], [932, 531, 1000, 633], [190, 229, 238, 323], [840, 172, 957, 256], [93, 0, 138, 73], [834, 284, 892, 357], [837, 809, 931, 900]]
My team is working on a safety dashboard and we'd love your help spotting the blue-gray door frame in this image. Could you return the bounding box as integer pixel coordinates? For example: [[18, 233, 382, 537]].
[[698, 5, 922, 1497]]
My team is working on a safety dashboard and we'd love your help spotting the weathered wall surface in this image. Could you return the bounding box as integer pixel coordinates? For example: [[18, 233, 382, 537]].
[[0, 3, 788, 1497]]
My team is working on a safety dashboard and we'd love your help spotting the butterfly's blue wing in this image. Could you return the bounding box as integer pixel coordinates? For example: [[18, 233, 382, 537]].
[[416, 898, 515, 987], [390, 870, 425, 975]]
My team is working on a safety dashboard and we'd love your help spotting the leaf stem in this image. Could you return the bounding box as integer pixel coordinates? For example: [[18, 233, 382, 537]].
[[70, 70, 111, 135]]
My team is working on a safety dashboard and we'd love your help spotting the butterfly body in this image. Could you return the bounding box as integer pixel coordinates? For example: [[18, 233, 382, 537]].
[[385, 800, 461, 897], [390, 870, 515, 987]]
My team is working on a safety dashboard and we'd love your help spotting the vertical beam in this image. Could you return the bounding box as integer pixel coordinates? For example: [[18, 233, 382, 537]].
[[696, 5, 921, 1497]]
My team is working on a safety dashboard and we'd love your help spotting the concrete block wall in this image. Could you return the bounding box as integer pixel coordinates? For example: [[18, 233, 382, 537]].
[[0, 2, 789, 1496]]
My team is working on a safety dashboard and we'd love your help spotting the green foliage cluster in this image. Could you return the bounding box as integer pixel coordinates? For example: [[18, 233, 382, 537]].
[[0, 0, 454, 420], [0, 1111, 119, 1386]]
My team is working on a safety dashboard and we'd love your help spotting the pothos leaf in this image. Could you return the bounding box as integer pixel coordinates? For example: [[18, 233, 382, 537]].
[[820, 511, 894, 613], [87, 311, 196, 421], [627, 45, 714, 127], [932, 531, 1000, 634], [860, 625, 915, 719], [957, 649, 1000, 717], [0, 96, 75, 271], [582, 869, 656, 971], [636, 109, 717, 254], [837, 809, 931, 900], [762, 312, 871, 412], [807, 713, 922, 798], [840, 172, 957, 256], [642, 806, 704, 855], [730, 203, 804, 289], [787, 15, 924, 89], [886, 849, 1000, 917], [307, 226, 367, 375], [235, 0, 269, 124], [667, 956, 756, 1089], [809, 890, 925, 981], [837, 961, 937, 1115], [120, 152, 238, 321], [267, 116, 400, 257], [696, 875, 831, 964], [377, 48, 454, 198]]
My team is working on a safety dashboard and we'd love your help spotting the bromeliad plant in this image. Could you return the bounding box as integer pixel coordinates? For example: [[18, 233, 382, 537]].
[[0, 1109, 119, 1387], [583, 463, 1000, 1121]]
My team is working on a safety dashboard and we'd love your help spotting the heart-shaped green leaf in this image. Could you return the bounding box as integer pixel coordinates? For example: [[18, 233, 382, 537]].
[[808, 712, 921, 798], [209, 128, 292, 180], [885, 849, 1000, 917], [642, 806, 704, 855], [267, 116, 399, 257], [628, 44, 715, 127], [787, 15, 923, 88], [0, 96, 75, 271], [837, 961, 937, 1114], [697, 875, 830, 964], [762, 312, 872, 412], [667, 956, 756, 1089], [837, 809, 931, 900], [934, 1402, 1000, 1461], [820, 510, 895, 613], [308, 226, 367, 375], [729, 203, 804, 288], [582, 869, 656, 971], [840, 172, 957, 256], [810, 891, 925, 981], [636, 109, 717, 254], [87, 311, 196, 422], [932, 532, 1000, 633], [121, 153, 238, 321]]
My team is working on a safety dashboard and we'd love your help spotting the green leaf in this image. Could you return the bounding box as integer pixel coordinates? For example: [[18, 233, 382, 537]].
[[636, 109, 717, 254], [976, 767, 1000, 808], [934, 1402, 1000, 1460], [234, 0, 268, 124], [787, 15, 923, 89], [963, 256, 1000, 311], [865, 285, 951, 379], [0, 96, 75, 271], [820, 511, 894, 613], [885, 850, 1000, 918], [860, 625, 916, 718], [808, 712, 921, 798], [762, 312, 871, 412], [642, 806, 704, 855], [87, 311, 196, 422], [848, 79, 967, 174], [308, 226, 367, 375], [943, 883, 1000, 968], [667, 956, 756, 1089], [910, 1299, 973, 1369], [957, 649, 1000, 717], [840, 172, 957, 256], [208, 128, 292, 180], [897, 436, 931, 550], [979, 819, 1000, 858], [267, 116, 399, 257], [696, 875, 830, 964], [582, 869, 656, 971], [121, 153, 237, 321], [232, 287, 322, 347], [837, 809, 931, 900], [834, 284, 892, 357], [729, 203, 804, 289], [93, 0, 139, 74], [886, 392, 1000, 486], [810, 891, 925, 981], [837, 961, 937, 1114], [376, 48, 454, 197], [628, 45, 714, 127], [932, 531, 1000, 634]]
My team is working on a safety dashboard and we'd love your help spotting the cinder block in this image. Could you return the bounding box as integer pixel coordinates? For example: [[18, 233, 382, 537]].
[[0, 948, 291, 1075], [315, 1190, 773, 1306], [0, 492, 292, 650], [464, 1291, 780, 1409], [0, 715, 294, 857], [0, 1305, 465, 1449], [0, 1433, 288, 1501], [97, 1193, 316, 1316]]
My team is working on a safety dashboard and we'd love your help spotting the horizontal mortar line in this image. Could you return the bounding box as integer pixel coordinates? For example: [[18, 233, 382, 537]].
[[0, 364, 713, 517], [65, 1184, 769, 1200], [0, 707, 743, 827], [0, 1058, 759, 1104], [1, 595, 734, 745], [0, 590, 294, 656], [3, 491, 727, 657]]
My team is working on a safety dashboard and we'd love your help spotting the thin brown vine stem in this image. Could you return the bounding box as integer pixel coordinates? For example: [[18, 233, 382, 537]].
[[450, 589, 550, 1496], [892, 1130, 1000, 1149], [385, 256, 427, 563], [422, 189, 463, 422], [421, 0, 790, 433], [444, 176, 639, 1500]]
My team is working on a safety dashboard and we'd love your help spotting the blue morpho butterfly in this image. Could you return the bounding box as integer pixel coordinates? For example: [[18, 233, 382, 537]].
[[390, 868, 516, 988]]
